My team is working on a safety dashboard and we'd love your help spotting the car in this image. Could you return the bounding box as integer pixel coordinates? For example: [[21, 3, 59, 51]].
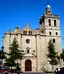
[[0, 66, 11, 74], [55, 67, 64, 74]]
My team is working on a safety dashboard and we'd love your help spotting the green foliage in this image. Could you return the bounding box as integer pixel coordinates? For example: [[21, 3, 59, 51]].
[[5, 57, 16, 66], [6, 38, 23, 67], [47, 40, 59, 65], [9, 38, 22, 60], [60, 50, 64, 61], [0, 49, 7, 59]]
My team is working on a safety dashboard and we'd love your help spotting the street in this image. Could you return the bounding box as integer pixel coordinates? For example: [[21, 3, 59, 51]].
[[20, 72, 50, 74]]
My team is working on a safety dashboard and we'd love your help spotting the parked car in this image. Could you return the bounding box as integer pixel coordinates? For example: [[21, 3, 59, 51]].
[[55, 67, 64, 74], [0, 66, 11, 74]]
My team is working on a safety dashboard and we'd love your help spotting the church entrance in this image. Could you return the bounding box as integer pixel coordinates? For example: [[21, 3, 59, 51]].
[[25, 59, 32, 71]]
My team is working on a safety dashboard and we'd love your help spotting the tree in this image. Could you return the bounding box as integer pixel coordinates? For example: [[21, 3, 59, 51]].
[[6, 38, 23, 69], [0, 49, 7, 64], [47, 39, 59, 70], [60, 49, 64, 61]]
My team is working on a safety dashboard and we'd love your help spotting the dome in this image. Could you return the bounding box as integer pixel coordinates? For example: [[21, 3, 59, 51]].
[[46, 4, 52, 13], [47, 4, 51, 9]]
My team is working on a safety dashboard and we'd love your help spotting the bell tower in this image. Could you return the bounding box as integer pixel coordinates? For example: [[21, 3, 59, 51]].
[[39, 4, 62, 54], [39, 4, 52, 33], [39, 4, 62, 70], [39, 4, 60, 36]]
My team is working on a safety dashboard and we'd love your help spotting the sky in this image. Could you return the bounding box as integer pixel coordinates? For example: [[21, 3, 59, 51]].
[[0, 0, 64, 49]]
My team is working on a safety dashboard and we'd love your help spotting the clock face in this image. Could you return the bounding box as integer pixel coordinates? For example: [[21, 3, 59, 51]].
[[26, 39, 30, 44]]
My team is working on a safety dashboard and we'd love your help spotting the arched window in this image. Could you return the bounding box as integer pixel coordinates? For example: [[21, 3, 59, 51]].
[[26, 47, 30, 53], [23, 31, 27, 35], [27, 49, 29, 53], [48, 19, 51, 26], [53, 39, 55, 43], [49, 32, 51, 35], [54, 20, 56, 26], [29, 31, 32, 35], [56, 32, 58, 35]]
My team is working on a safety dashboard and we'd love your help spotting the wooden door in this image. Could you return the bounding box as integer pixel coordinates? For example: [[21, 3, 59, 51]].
[[25, 59, 32, 71]]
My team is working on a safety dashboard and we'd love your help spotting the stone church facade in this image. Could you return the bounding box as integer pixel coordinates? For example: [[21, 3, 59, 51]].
[[3, 5, 62, 72]]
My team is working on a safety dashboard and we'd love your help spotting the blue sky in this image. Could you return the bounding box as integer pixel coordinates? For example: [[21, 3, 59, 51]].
[[0, 0, 64, 49]]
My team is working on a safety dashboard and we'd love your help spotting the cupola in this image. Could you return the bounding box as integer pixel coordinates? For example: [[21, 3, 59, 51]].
[[46, 4, 52, 15]]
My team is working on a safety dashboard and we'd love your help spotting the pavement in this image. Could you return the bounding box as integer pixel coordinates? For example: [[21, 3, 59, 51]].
[[20, 72, 50, 74]]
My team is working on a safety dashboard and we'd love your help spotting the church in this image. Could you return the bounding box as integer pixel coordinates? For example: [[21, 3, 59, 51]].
[[3, 4, 62, 72]]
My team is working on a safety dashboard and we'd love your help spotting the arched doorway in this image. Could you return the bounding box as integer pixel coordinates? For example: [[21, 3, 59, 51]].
[[25, 59, 32, 71]]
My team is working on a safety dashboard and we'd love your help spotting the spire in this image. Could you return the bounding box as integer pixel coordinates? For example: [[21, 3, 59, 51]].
[[23, 22, 31, 30], [26, 22, 30, 29]]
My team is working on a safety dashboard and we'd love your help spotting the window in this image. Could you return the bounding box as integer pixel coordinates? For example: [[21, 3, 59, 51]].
[[31, 31, 32, 35], [26, 39, 30, 44], [49, 32, 51, 35], [29, 31, 32, 35], [21, 50, 24, 52], [48, 19, 51, 26], [16, 34, 18, 36], [21, 35, 22, 38], [53, 39, 55, 43], [27, 49, 29, 53], [41, 31, 44, 33], [29, 31, 30, 35], [23, 31, 27, 35], [54, 20, 56, 26], [56, 32, 58, 35], [26, 47, 30, 53]]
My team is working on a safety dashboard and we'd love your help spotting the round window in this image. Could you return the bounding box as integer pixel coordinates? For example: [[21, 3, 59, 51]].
[[26, 39, 30, 44]]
